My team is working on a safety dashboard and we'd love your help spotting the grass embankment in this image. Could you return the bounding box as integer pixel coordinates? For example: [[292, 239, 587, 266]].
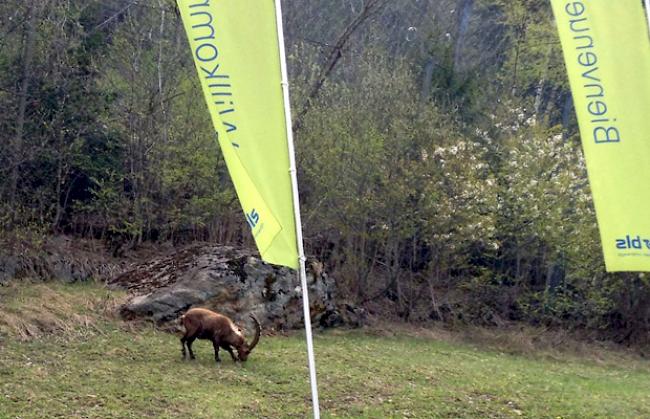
[[0, 282, 648, 418]]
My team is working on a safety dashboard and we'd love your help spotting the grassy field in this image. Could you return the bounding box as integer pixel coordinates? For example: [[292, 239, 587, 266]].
[[0, 282, 649, 418]]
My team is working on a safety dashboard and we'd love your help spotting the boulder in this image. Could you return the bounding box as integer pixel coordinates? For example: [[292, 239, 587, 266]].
[[109, 245, 365, 331]]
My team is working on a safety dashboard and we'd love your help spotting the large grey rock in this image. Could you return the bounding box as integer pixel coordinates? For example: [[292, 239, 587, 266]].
[[109, 245, 365, 331]]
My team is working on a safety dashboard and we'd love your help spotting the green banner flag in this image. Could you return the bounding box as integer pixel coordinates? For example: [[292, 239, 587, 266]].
[[177, 0, 298, 269], [551, 0, 650, 271]]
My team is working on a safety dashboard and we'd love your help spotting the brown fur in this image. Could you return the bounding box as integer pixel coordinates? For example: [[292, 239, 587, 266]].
[[180, 308, 261, 363]]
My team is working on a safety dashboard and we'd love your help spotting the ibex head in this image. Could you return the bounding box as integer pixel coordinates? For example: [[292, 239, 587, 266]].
[[235, 315, 261, 362]]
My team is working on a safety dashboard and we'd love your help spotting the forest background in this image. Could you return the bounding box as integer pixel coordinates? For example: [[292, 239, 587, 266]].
[[1, 0, 648, 345]]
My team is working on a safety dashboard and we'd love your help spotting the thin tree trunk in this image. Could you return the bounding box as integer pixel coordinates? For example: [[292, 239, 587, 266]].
[[562, 94, 573, 138], [510, 14, 528, 97], [293, 0, 388, 133], [420, 57, 435, 102], [533, 44, 553, 119], [52, 132, 65, 232], [157, 0, 168, 143], [10, 1, 39, 214], [453, 0, 474, 73], [427, 246, 444, 320]]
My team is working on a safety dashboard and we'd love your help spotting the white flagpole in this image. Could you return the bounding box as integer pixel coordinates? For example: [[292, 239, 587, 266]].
[[645, 0, 650, 31], [273, 1, 321, 418]]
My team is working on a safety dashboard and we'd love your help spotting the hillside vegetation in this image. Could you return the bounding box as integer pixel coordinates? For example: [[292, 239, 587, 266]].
[[0, 0, 649, 342]]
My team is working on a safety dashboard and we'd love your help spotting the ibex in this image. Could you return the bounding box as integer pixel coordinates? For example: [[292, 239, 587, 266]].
[[180, 308, 261, 363]]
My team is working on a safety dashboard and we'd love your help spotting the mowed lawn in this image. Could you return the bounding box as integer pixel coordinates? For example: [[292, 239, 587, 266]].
[[0, 283, 649, 418]]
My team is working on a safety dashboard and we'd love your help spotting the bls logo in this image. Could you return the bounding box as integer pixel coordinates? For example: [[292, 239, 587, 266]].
[[616, 235, 650, 250], [246, 209, 260, 229]]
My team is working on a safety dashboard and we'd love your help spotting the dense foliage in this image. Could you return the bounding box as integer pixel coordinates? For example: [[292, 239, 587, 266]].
[[1, 0, 648, 343]]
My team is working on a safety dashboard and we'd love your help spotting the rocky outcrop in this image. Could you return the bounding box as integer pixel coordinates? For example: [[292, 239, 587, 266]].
[[109, 245, 365, 331]]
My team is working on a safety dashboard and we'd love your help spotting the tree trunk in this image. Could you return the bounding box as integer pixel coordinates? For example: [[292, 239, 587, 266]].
[[293, 0, 388, 133], [10, 1, 39, 214], [453, 0, 474, 73]]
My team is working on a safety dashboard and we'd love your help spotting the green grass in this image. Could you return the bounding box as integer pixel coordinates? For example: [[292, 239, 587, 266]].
[[0, 283, 649, 418]]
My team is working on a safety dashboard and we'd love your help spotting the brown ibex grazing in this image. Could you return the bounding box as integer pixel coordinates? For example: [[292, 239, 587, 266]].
[[180, 308, 261, 363]]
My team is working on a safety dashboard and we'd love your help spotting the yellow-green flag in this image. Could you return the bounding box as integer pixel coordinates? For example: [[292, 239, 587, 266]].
[[177, 0, 298, 269], [551, 0, 650, 271]]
